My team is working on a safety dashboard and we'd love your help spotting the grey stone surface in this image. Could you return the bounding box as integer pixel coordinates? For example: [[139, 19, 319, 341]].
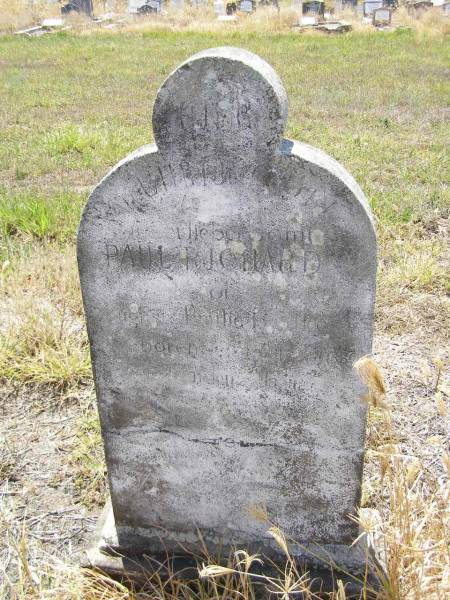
[[78, 47, 377, 568]]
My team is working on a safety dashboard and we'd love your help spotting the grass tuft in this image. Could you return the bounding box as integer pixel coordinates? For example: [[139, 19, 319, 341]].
[[0, 438, 17, 482], [0, 303, 91, 388], [69, 397, 106, 508], [357, 358, 449, 599], [0, 189, 84, 249], [0, 246, 89, 388]]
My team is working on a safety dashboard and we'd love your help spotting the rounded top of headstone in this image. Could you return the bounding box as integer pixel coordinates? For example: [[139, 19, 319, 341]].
[[152, 47, 288, 164]]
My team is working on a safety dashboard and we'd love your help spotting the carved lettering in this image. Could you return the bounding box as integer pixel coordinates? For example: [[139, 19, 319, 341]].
[[103, 241, 322, 277]]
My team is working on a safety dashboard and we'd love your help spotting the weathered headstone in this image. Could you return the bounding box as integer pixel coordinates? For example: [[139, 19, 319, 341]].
[[61, 0, 93, 16], [362, 0, 383, 16], [79, 48, 377, 585], [214, 0, 226, 15], [240, 0, 254, 11], [372, 6, 392, 25], [302, 0, 322, 13]]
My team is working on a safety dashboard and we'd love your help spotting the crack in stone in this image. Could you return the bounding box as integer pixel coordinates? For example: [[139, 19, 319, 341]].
[[106, 427, 364, 454], [107, 427, 364, 453], [107, 426, 287, 449]]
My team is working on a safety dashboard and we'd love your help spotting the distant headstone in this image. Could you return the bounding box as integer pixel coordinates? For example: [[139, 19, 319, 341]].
[[302, 0, 325, 16], [240, 0, 254, 10], [407, 0, 433, 17], [338, 0, 358, 10], [128, 0, 163, 13], [149, 0, 163, 12], [61, 0, 93, 15], [372, 6, 392, 24], [363, 0, 383, 15], [80, 48, 377, 584], [214, 0, 226, 15]]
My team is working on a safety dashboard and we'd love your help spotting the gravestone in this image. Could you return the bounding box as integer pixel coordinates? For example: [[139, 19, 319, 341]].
[[240, 0, 254, 11], [363, 0, 383, 16], [301, 0, 325, 18], [372, 6, 392, 25], [214, 0, 226, 15], [79, 47, 377, 586], [61, 0, 93, 16]]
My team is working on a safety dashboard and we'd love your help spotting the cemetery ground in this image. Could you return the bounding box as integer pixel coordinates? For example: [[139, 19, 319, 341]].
[[0, 28, 449, 599]]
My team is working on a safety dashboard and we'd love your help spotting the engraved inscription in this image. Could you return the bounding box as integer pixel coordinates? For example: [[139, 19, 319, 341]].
[[103, 223, 322, 276], [77, 47, 377, 553]]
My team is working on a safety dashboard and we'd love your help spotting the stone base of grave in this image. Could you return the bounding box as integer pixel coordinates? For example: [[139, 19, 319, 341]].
[[82, 503, 383, 597]]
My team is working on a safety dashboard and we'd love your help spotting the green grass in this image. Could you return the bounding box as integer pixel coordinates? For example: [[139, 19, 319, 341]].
[[0, 188, 85, 267], [0, 29, 449, 385], [0, 30, 448, 225], [0, 188, 84, 240]]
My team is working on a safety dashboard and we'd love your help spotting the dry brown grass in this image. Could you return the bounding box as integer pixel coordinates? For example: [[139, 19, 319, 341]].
[[0, 0, 298, 34], [1, 358, 448, 599], [0, 244, 90, 388], [376, 221, 450, 340], [120, 6, 299, 34], [354, 357, 450, 599], [0, 0, 60, 31], [393, 6, 450, 36]]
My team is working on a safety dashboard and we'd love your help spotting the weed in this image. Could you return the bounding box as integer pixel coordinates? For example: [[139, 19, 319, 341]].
[[69, 398, 106, 508], [0, 189, 84, 249], [0, 438, 17, 482], [354, 357, 449, 599], [0, 246, 89, 388], [42, 123, 133, 171], [0, 304, 91, 388]]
